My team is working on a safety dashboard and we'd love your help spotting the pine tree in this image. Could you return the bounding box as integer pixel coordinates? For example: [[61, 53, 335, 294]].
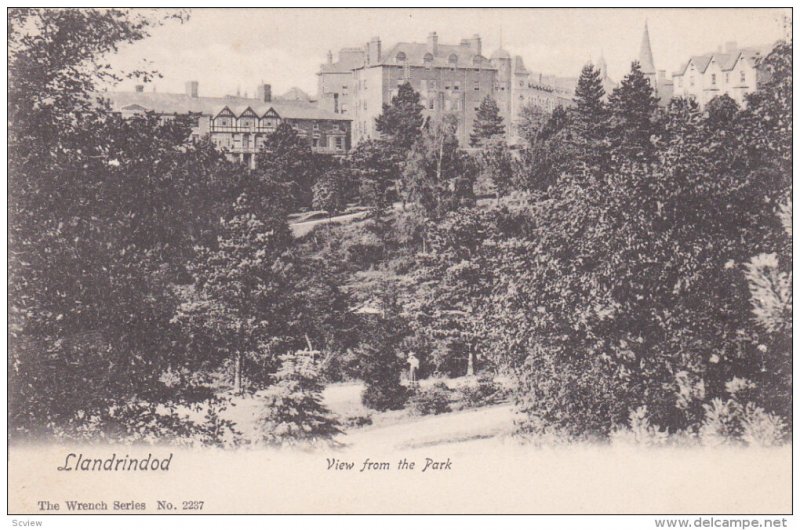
[[470, 95, 506, 147], [375, 82, 425, 152], [359, 284, 409, 411], [607, 61, 662, 164], [571, 63, 608, 144], [259, 349, 342, 448]]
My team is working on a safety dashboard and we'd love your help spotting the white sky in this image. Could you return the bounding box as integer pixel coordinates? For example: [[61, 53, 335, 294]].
[[105, 8, 790, 98]]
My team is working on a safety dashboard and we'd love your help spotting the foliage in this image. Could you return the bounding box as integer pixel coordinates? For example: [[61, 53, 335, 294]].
[[254, 122, 321, 210], [375, 81, 426, 152], [469, 95, 506, 147], [6, 8, 244, 442], [408, 382, 453, 416], [259, 350, 342, 448], [606, 61, 662, 165], [402, 114, 478, 221], [173, 194, 298, 393], [358, 285, 410, 411], [312, 168, 348, 216]]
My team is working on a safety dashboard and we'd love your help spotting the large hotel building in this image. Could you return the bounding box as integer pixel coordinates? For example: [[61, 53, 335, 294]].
[[317, 32, 575, 146]]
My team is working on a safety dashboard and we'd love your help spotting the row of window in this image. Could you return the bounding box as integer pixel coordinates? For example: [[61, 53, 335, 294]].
[[676, 69, 747, 89]]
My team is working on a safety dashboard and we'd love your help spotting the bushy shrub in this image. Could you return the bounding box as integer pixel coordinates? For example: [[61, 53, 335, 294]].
[[700, 398, 786, 448], [408, 382, 452, 416], [341, 414, 373, 429], [459, 373, 503, 409], [610, 407, 669, 447]]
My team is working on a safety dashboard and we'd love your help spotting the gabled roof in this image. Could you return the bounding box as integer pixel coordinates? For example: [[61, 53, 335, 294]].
[[102, 91, 351, 121], [673, 45, 771, 76], [367, 41, 495, 70]]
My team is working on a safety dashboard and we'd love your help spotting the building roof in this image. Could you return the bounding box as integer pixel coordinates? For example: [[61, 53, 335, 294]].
[[672, 45, 771, 76], [513, 55, 529, 74], [103, 91, 350, 121], [490, 48, 511, 60], [368, 41, 495, 70], [280, 87, 312, 102]]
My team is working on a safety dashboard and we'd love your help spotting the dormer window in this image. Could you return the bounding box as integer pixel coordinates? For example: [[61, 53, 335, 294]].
[[448, 54, 458, 68], [472, 56, 482, 66], [396, 51, 407, 64], [423, 53, 433, 69]]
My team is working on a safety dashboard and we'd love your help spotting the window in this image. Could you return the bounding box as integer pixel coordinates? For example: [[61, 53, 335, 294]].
[[313, 122, 320, 130], [711, 73, 716, 86], [448, 54, 458, 67], [725, 72, 730, 83], [474, 79, 480, 91], [363, 80, 367, 89], [363, 100, 367, 110], [740, 70, 746, 83], [429, 99, 434, 110], [396, 51, 407, 64], [690, 75, 695, 87], [454, 84, 460, 91], [335, 136, 344, 150], [423, 53, 433, 69]]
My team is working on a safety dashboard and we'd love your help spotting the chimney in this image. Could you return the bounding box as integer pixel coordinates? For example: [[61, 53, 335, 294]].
[[725, 41, 738, 53], [185, 80, 199, 98], [427, 32, 439, 55], [134, 84, 144, 93], [327, 50, 333, 65], [470, 33, 482, 56], [257, 83, 272, 103], [368, 36, 381, 65]]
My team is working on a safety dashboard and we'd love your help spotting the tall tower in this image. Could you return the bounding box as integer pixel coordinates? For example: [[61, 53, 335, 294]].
[[638, 21, 658, 89]]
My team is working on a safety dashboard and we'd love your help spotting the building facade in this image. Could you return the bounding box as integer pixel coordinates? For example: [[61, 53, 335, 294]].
[[671, 42, 768, 109], [106, 82, 351, 169], [319, 32, 576, 147]]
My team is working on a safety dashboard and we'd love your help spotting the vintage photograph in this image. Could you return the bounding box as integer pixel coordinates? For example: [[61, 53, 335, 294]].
[[7, 6, 793, 517]]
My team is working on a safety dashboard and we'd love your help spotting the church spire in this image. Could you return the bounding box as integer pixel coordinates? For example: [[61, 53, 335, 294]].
[[638, 20, 656, 74]]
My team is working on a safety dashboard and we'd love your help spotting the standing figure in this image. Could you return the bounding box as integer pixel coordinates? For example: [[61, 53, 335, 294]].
[[407, 353, 420, 383]]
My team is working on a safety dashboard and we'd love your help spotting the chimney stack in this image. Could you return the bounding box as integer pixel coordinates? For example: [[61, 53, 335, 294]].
[[185, 80, 199, 98], [427, 32, 439, 55], [470, 34, 482, 56], [134, 84, 144, 93], [367, 36, 381, 65], [257, 83, 272, 103], [327, 50, 333, 65]]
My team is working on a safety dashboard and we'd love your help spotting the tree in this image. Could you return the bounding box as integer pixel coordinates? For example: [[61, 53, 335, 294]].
[[349, 139, 403, 212], [174, 194, 298, 394], [607, 61, 662, 165], [312, 169, 348, 217], [259, 349, 342, 448], [255, 122, 319, 210], [571, 63, 608, 143], [402, 114, 478, 222], [515, 102, 550, 146], [375, 82, 425, 152], [359, 284, 409, 411], [7, 8, 244, 443], [470, 95, 506, 147]]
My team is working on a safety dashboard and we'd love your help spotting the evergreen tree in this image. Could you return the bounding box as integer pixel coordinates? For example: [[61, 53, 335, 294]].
[[259, 349, 342, 448], [470, 95, 506, 147], [375, 82, 425, 152], [571, 64, 607, 141], [359, 284, 409, 411], [607, 61, 662, 164]]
